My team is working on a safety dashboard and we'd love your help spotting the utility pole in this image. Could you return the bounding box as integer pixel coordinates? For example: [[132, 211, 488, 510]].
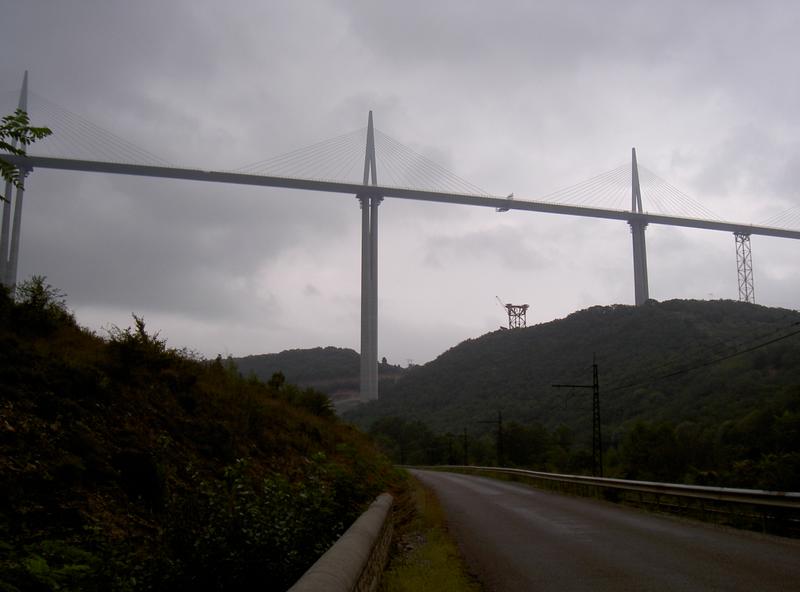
[[553, 356, 603, 477], [479, 410, 504, 467], [462, 428, 469, 466], [447, 433, 454, 465]]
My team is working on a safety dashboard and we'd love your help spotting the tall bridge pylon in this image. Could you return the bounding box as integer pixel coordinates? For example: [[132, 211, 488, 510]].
[[629, 147, 650, 305], [357, 111, 381, 401], [626, 149, 763, 306], [0, 71, 29, 290]]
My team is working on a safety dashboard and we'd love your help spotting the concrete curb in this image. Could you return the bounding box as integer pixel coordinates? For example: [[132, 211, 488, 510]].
[[288, 493, 394, 592]]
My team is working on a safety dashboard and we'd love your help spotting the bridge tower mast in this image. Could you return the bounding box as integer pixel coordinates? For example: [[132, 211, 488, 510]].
[[1, 71, 30, 290], [358, 111, 382, 401], [734, 232, 755, 303], [629, 147, 650, 305]]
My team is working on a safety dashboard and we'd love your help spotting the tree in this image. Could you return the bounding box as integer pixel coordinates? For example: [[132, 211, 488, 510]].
[[0, 109, 52, 202], [619, 421, 685, 482], [504, 421, 549, 468], [15, 274, 73, 327]]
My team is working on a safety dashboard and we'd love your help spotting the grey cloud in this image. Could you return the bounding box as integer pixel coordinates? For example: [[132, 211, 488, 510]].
[[424, 225, 546, 270], [4, 1, 800, 363], [19, 170, 356, 321], [686, 125, 800, 214]]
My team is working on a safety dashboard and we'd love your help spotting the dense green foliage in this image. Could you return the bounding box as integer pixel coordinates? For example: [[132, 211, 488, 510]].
[[0, 279, 397, 591], [350, 300, 800, 490]]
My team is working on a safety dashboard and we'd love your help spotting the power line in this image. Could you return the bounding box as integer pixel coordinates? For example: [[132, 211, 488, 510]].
[[606, 321, 800, 394], [553, 355, 603, 477], [599, 306, 800, 389]]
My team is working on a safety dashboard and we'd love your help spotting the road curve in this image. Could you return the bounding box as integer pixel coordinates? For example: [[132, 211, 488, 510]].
[[410, 469, 800, 592]]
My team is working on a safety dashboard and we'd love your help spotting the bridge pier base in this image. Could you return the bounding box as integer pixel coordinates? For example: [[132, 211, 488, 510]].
[[5, 176, 27, 290], [0, 180, 13, 284], [358, 194, 381, 401], [630, 219, 649, 305]]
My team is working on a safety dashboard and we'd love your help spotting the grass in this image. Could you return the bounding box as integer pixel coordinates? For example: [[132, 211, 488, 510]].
[[381, 473, 482, 592]]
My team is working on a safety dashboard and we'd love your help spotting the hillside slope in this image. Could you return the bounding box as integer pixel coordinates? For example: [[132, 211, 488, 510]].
[[345, 300, 800, 487], [234, 347, 405, 412], [0, 280, 396, 591]]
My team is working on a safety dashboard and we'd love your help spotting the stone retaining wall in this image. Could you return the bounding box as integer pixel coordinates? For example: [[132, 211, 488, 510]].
[[288, 493, 394, 592]]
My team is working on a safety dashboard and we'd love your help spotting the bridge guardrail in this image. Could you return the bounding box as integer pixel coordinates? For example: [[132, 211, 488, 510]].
[[288, 493, 393, 592], [428, 465, 800, 536]]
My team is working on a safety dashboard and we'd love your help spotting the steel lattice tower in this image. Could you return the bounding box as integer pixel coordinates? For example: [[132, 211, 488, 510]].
[[505, 304, 529, 328], [735, 232, 755, 303]]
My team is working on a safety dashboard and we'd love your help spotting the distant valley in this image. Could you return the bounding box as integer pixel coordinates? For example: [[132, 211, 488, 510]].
[[234, 299, 800, 490]]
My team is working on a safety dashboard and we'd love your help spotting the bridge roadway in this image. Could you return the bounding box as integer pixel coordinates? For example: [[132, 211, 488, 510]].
[[410, 469, 800, 592], [5, 155, 800, 240]]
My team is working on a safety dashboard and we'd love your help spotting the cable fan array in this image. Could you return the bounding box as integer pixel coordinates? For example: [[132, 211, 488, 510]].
[[536, 163, 720, 219], [760, 206, 800, 231], [0, 89, 172, 167], [234, 127, 490, 196], [2, 87, 791, 224]]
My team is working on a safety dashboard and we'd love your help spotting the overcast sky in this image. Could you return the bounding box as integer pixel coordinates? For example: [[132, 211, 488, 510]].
[[2, 1, 799, 365]]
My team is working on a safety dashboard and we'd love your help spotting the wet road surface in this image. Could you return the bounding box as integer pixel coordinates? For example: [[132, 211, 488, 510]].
[[411, 469, 800, 591]]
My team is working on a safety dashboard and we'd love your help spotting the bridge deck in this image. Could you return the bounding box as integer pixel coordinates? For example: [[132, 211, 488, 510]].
[[5, 155, 800, 240]]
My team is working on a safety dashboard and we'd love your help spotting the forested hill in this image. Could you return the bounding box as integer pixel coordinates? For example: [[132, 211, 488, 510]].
[[233, 347, 405, 411], [235, 347, 361, 384], [345, 299, 800, 439]]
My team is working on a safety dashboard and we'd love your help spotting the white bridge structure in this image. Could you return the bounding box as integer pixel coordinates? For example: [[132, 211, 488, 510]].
[[2, 72, 800, 401]]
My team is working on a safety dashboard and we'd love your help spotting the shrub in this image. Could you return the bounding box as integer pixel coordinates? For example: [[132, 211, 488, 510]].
[[13, 275, 74, 332]]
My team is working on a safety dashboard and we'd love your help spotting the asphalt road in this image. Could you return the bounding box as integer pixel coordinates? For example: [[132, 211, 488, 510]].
[[410, 469, 800, 591]]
